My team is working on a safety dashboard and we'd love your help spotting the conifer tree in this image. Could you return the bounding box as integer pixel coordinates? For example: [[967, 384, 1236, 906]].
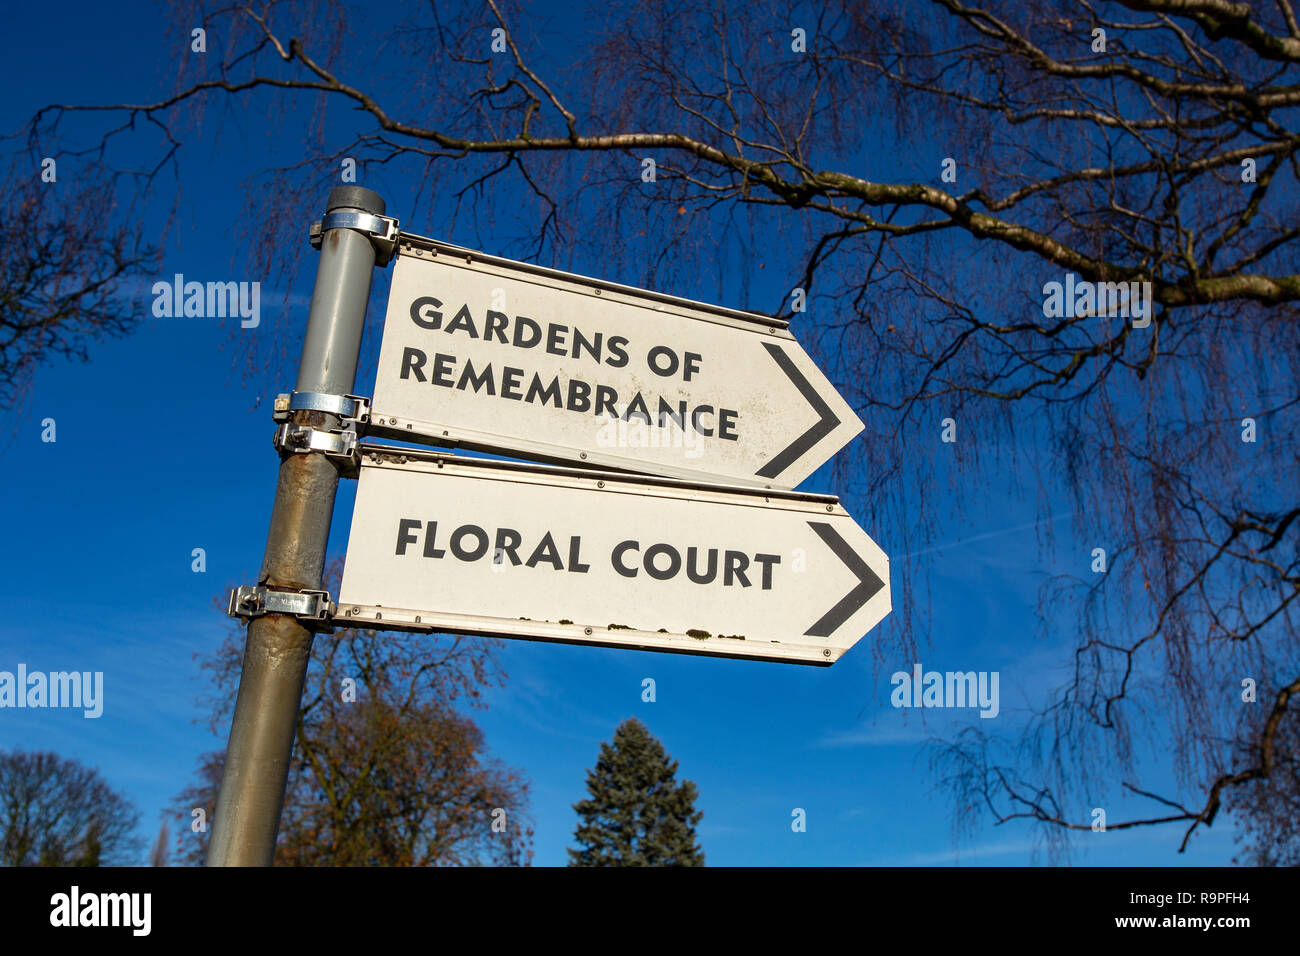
[[568, 718, 704, 866]]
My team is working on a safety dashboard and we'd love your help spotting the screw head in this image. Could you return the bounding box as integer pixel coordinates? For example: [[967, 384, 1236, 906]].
[[826, 504, 834, 512], [597, 480, 605, 488], [823, 648, 832, 657], [584, 627, 592, 635]]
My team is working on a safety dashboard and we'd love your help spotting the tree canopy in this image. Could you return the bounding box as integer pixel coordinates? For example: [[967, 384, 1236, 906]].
[[170, 561, 532, 866], [569, 718, 704, 866], [0, 748, 142, 866]]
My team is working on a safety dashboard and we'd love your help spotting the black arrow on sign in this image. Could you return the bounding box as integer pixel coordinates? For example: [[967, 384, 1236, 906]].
[[804, 521, 886, 637], [755, 342, 841, 480]]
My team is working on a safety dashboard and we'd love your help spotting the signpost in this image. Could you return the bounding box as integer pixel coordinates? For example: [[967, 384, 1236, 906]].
[[213, 195, 892, 865], [338, 447, 888, 665], [209, 187, 393, 867], [367, 236, 864, 490]]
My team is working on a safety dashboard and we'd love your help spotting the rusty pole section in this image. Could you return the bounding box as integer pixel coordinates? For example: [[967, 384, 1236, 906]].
[[207, 187, 387, 866]]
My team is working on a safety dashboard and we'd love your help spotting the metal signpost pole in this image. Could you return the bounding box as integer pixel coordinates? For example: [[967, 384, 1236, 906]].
[[207, 186, 391, 866]]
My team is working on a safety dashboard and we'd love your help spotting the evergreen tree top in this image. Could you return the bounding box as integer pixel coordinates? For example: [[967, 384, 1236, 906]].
[[568, 718, 704, 867]]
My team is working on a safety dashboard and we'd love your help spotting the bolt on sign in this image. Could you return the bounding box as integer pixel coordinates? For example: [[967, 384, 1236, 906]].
[[366, 235, 863, 490], [337, 447, 891, 665]]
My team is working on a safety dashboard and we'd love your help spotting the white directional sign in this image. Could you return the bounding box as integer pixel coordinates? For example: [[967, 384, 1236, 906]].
[[338, 447, 890, 665], [367, 237, 863, 490]]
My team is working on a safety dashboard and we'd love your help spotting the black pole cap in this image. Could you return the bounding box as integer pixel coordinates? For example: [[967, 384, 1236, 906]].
[[326, 186, 385, 216]]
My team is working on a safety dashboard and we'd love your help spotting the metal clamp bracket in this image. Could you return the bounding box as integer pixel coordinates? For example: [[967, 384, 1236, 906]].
[[228, 585, 334, 628], [273, 422, 360, 475], [309, 211, 400, 265], [270, 390, 369, 476], [272, 390, 370, 425]]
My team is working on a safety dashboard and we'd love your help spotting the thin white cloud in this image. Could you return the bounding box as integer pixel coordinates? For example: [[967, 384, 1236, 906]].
[[883, 839, 1039, 866], [903, 512, 1070, 558], [813, 724, 931, 748]]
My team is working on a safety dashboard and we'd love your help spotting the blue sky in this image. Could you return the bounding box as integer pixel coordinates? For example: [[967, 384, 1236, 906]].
[[0, 1, 1245, 866]]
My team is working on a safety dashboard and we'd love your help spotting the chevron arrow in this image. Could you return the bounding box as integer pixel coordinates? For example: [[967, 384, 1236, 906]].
[[804, 521, 888, 637], [755, 343, 843, 481]]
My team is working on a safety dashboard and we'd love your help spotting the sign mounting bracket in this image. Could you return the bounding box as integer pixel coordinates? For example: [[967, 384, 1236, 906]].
[[309, 211, 401, 265], [270, 390, 370, 477], [272, 390, 371, 424], [227, 585, 335, 630]]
